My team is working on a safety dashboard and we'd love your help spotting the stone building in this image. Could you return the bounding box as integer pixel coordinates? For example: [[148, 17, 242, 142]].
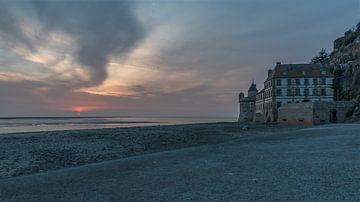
[[278, 101, 356, 125], [238, 82, 258, 122], [255, 62, 334, 122]]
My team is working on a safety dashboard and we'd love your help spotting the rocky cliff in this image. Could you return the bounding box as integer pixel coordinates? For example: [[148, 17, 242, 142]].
[[327, 22, 360, 101], [325, 22, 360, 121]]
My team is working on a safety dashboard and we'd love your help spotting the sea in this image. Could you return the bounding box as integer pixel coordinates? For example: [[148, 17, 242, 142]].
[[0, 116, 236, 134]]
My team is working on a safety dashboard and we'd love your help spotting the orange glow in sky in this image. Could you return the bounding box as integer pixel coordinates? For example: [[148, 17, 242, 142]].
[[64, 106, 100, 113]]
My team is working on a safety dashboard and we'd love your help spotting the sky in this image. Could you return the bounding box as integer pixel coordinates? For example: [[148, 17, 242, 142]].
[[0, 0, 359, 117]]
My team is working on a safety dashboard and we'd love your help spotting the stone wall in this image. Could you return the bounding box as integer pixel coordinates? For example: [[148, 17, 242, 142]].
[[238, 100, 255, 122], [278, 102, 314, 125], [278, 101, 356, 125], [313, 101, 333, 124], [253, 113, 264, 123]]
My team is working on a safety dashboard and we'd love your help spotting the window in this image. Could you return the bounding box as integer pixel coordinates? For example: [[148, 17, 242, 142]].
[[313, 89, 318, 96], [313, 78, 318, 85], [277, 102, 281, 108], [304, 88, 309, 96], [295, 88, 301, 96], [287, 79, 291, 86], [296, 79, 300, 85], [287, 89, 292, 96], [321, 89, 326, 96], [276, 89, 282, 96], [321, 78, 326, 85], [304, 78, 309, 85], [277, 79, 282, 86]]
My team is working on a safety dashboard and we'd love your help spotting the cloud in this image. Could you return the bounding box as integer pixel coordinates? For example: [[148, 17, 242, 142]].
[[0, 0, 145, 87], [34, 0, 145, 86], [0, 1, 36, 51]]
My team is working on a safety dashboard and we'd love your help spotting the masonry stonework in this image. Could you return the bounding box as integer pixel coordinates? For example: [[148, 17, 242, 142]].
[[278, 101, 356, 125]]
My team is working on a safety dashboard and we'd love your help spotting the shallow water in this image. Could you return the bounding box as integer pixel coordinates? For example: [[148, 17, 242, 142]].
[[0, 116, 235, 134]]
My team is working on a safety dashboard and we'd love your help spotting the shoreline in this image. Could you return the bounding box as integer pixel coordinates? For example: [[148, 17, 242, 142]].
[[0, 122, 305, 179], [0, 121, 222, 135], [0, 117, 236, 134]]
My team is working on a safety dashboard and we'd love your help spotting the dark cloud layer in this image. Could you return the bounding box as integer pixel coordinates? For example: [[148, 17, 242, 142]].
[[0, 0, 145, 86], [34, 0, 144, 86], [0, 1, 35, 51]]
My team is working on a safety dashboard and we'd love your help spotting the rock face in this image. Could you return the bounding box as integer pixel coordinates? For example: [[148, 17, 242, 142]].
[[324, 22, 360, 121], [327, 22, 360, 101], [351, 104, 360, 122]]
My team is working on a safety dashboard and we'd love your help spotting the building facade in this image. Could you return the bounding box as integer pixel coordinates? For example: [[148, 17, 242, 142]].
[[238, 82, 258, 122], [254, 62, 334, 122]]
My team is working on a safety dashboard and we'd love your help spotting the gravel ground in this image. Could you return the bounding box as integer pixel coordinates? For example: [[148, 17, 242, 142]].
[[0, 122, 302, 179], [0, 123, 359, 201]]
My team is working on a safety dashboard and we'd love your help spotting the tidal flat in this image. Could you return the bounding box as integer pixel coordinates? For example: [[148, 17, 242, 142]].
[[0, 122, 303, 179]]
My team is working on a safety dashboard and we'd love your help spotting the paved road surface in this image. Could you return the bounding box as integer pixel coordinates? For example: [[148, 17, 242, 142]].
[[1, 124, 360, 201]]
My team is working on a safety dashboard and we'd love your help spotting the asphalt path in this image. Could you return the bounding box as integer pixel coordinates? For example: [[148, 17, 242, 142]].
[[1, 124, 360, 201]]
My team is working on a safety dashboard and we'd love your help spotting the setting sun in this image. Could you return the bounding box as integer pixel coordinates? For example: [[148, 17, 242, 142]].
[[64, 106, 100, 113]]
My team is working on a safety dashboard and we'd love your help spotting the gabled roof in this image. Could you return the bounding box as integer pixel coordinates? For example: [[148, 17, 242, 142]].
[[266, 63, 333, 81]]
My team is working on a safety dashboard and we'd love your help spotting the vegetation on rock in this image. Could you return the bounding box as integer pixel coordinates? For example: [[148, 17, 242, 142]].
[[312, 21, 360, 102]]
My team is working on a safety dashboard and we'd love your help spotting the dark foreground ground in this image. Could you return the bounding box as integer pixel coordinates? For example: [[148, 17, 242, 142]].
[[0, 122, 300, 179], [0, 123, 360, 201]]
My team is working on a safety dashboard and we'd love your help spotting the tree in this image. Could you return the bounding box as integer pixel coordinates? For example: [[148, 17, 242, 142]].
[[311, 48, 329, 65]]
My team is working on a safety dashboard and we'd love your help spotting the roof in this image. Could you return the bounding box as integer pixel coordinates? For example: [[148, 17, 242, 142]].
[[266, 63, 333, 81], [248, 83, 257, 92], [257, 89, 265, 94]]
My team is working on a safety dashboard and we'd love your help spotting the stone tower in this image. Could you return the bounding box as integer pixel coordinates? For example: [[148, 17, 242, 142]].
[[238, 82, 258, 122]]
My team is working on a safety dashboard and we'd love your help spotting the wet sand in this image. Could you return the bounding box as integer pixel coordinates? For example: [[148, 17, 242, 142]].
[[1, 123, 360, 201], [0, 122, 303, 179]]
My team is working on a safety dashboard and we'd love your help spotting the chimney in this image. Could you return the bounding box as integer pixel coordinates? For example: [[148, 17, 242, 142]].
[[276, 62, 281, 65], [268, 69, 273, 76]]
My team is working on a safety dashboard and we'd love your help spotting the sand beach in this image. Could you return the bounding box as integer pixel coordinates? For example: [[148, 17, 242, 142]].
[[0, 122, 302, 179], [1, 123, 360, 201]]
